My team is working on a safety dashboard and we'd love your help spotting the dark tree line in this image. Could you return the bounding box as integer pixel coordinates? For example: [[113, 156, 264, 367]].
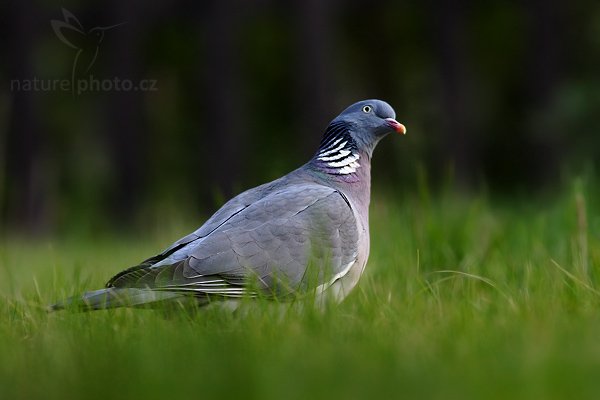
[[1, 0, 599, 235]]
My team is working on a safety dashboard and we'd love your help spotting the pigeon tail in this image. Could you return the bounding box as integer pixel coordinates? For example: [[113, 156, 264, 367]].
[[48, 288, 183, 312]]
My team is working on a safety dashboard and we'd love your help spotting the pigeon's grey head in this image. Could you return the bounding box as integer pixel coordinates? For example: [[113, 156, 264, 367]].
[[317, 99, 405, 155], [312, 100, 405, 176], [335, 99, 405, 142]]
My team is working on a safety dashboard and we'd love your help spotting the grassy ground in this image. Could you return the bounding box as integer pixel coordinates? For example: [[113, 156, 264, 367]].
[[1, 181, 600, 400]]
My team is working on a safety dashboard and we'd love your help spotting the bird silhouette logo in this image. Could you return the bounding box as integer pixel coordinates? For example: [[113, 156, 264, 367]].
[[51, 8, 124, 88]]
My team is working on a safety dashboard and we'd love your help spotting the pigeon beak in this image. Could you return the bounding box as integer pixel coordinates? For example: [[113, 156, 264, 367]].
[[385, 118, 407, 135]]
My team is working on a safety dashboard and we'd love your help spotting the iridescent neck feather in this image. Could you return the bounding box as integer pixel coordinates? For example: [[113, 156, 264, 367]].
[[312, 121, 361, 176]]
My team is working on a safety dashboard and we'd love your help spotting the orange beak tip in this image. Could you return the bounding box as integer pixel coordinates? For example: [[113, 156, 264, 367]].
[[385, 118, 407, 135]]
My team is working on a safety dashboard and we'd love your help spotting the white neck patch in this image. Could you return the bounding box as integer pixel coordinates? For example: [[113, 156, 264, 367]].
[[316, 144, 361, 175]]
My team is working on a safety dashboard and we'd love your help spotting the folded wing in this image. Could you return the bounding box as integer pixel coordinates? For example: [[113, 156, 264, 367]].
[[107, 184, 358, 299]]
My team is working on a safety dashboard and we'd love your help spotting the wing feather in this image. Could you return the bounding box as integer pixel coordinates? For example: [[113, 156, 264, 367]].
[[107, 183, 358, 299]]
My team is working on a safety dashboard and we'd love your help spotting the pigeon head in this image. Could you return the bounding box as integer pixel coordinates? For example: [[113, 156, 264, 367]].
[[335, 99, 406, 137], [312, 99, 405, 176]]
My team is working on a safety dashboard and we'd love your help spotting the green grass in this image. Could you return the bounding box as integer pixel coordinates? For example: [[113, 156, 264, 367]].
[[2, 182, 600, 400]]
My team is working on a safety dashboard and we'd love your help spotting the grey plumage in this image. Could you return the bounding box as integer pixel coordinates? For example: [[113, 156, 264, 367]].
[[50, 99, 405, 311]]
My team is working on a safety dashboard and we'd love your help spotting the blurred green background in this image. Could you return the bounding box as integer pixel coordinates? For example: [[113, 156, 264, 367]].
[[1, 0, 600, 235]]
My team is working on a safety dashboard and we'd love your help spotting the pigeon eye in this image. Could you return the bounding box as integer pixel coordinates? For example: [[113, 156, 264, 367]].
[[362, 105, 372, 113]]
